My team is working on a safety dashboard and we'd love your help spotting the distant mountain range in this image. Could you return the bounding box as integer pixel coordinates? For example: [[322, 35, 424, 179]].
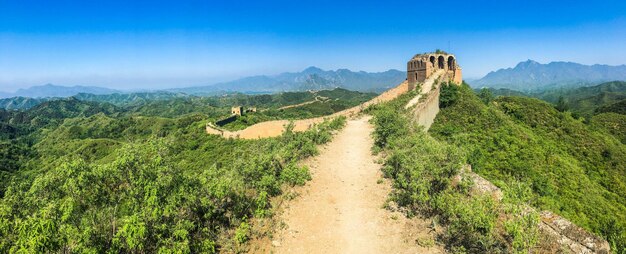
[[472, 60, 626, 91], [168, 67, 406, 95], [0, 84, 120, 99], [1, 67, 406, 101]]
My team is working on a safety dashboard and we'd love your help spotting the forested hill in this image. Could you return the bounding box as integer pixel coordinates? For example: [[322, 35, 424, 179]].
[[0, 86, 380, 111], [473, 60, 626, 91], [482, 81, 626, 118], [73, 92, 190, 106], [0, 98, 119, 137], [0, 97, 52, 110], [430, 83, 626, 251], [0, 85, 356, 252], [538, 81, 626, 116]]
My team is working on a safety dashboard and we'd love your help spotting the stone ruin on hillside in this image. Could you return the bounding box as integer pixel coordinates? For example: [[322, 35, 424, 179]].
[[230, 106, 257, 116], [406, 52, 463, 90]]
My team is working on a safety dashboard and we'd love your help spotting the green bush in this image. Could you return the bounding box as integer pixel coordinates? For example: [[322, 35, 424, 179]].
[[478, 88, 494, 105], [234, 221, 250, 244], [371, 107, 408, 148], [440, 82, 461, 108], [502, 182, 540, 253], [281, 164, 312, 186]]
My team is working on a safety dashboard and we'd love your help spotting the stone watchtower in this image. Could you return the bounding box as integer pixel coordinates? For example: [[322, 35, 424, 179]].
[[407, 52, 462, 90], [231, 106, 243, 116]]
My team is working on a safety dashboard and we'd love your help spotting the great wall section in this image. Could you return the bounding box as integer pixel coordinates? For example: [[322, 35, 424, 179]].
[[205, 78, 412, 139], [208, 52, 610, 253]]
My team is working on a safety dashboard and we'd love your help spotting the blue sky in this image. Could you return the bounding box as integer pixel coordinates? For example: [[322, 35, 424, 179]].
[[1, 0, 625, 91]]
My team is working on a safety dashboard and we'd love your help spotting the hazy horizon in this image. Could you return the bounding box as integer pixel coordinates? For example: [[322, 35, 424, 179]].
[[1, 0, 625, 92], [0, 66, 409, 93]]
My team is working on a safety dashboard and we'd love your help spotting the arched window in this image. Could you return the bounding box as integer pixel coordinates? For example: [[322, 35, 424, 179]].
[[448, 56, 456, 70], [438, 56, 445, 69], [429, 56, 436, 67]]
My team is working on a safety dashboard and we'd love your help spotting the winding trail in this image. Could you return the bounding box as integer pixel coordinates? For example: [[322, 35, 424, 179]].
[[270, 116, 443, 254]]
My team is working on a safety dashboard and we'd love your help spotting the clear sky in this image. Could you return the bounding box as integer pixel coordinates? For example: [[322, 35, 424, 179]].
[[1, 0, 625, 91]]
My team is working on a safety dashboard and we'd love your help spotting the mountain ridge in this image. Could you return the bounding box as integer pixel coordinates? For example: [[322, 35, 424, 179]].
[[2, 67, 406, 99], [167, 67, 406, 95], [0, 84, 120, 99], [474, 60, 626, 91]]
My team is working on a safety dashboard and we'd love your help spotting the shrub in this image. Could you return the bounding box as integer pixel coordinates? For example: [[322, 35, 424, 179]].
[[478, 88, 494, 105], [371, 107, 408, 148], [281, 164, 311, 186], [234, 221, 250, 244], [440, 82, 460, 108]]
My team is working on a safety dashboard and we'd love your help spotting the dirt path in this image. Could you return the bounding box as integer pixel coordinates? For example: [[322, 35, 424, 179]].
[[269, 116, 443, 254]]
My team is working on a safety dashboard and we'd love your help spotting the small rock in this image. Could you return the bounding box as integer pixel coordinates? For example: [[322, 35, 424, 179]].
[[272, 240, 281, 247]]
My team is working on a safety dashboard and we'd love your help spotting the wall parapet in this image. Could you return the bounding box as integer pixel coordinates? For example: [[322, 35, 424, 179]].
[[404, 69, 446, 131]]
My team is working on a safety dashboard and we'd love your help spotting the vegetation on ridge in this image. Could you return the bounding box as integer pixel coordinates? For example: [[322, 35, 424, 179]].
[[481, 81, 626, 119], [431, 83, 626, 252], [0, 89, 348, 252], [367, 87, 540, 253]]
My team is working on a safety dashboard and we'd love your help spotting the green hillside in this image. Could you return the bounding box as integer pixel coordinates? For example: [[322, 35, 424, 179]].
[[482, 81, 626, 118], [0, 97, 50, 110], [592, 112, 626, 144], [217, 88, 376, 130], [430, 83, 626, 251], [541, 81, 626, 117], [596, 99, 626, 115], [0, 90, 347, 252]]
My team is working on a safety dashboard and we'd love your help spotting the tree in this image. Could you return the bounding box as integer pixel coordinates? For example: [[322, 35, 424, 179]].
[[555, 96, 568, 112], [478, 88, 494, 105], [440, 83, 460, 108]]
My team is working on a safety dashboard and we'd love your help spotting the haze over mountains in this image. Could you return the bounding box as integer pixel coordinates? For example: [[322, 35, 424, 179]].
[[0, 67, 406, 100], [4, 61, 626, 104], [472, 60, 626, 91], [0, 84, 120, 99], [167, 67, 406, 95]]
